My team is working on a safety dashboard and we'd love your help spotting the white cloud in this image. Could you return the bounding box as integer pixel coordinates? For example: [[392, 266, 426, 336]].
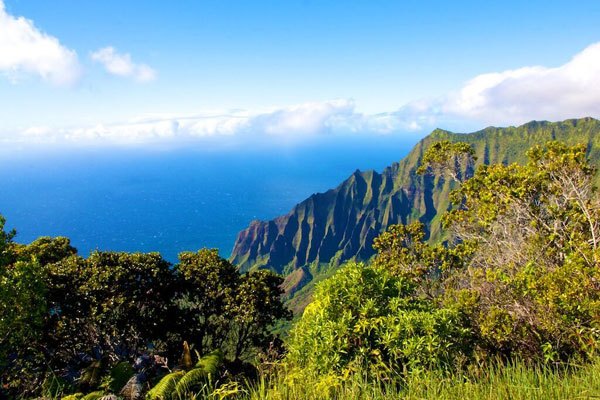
[[91, 47, 156, 82], [68, 100, 364, 144], [8, 41, 600, 147], [7, 99, 425, 146], [439, 42, 600, 126], [353, 42, 600, 132], [0, 0, 81, 85]]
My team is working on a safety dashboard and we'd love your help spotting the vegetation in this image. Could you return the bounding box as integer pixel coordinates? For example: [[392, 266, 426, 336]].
[[0, 230, 290, 398], [243, 140, 599, 398], [231, 118, 600, 311], [241, 358, 600, 399], [283, 141, 600, 381], [2, 132, 600, 398]]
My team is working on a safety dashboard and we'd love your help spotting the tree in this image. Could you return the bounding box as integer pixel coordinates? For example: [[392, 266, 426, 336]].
[[0, 214, 16, 267], [173, 249, 291, 361], [82, 251, 176, 356], [0, 219, 292, 397], [50, 252, 176, 363], [417, 140, 476, 183], [0, 216, 54, 396], [33, 251, 177, 395], [0, 260, 47, 395], [14, 236, 77, 266], [287, 140, 600, 381], [439, 142, 600, 360], [173, 249, 240, 357], [229, 270, 291, 360]]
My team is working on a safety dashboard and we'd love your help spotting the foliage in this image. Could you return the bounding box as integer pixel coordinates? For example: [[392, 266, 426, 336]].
[[107, 361, 135, 394], [240, 357, 600, 400], [232, 118, 600, 312], [146, 350, 224, 400], [173, 249, 240, 358], [0, 222, 289, 396], [286, 262, 472, 378], [33, 251, 178, 396], [0, 215, 16, 266], [3, 137, 600, 397], [229, 270, 292, 360], [80, 391, 106, 400], [77, 251, 176, 356], [13, 236, 77, 266], [286, 141, 600, 383], [174, 350, 223, 396], [416, 140, 476, 182], [62, 393, 85, 400], [146, 370, 186, 400], [173, 249, 290, 362], [0, 259, 47, 394], [441, 142, 600, 360], [0, 229, 289, 397], [372, 221, 466, 283]]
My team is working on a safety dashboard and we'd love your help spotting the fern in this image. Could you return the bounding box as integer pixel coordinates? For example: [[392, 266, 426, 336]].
[[147, 350, 224, 399], [61, 393, 84, 400], [146, 370, 185, 400], [175, 350, 225, 396], [80, 391, 105, 400], [174, 368, 209, 397], [195, 350, 223, 375]]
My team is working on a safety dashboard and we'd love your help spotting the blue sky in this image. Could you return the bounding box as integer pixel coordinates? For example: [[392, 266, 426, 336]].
[[2, 0, 600, 148]]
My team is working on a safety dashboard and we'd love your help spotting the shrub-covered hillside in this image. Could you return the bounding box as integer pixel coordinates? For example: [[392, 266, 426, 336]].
[[231, 118, 600, 312], [245, 140, 600, 399]]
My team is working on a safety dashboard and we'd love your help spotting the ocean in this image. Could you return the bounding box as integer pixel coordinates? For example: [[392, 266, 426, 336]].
[[0, 136, 415, 263]]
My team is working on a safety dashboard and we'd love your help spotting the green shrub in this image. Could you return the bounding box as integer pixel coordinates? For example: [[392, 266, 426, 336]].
[[287, 262, 472, 377], [440, 142, 600, 360]]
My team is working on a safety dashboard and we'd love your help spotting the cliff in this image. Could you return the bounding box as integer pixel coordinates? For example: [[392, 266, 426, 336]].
[[230, 118, 600, 297]]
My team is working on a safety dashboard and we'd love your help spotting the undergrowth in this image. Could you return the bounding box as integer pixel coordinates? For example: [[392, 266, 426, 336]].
[[239, 358, 600, 400]]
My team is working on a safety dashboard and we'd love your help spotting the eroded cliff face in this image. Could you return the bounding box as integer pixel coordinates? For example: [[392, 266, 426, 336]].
[[230, 118, 600, 285], [230, 165, 415, 275]]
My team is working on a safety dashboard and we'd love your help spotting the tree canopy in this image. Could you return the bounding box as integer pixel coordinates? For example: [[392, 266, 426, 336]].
[[0, 230, 290, 397]]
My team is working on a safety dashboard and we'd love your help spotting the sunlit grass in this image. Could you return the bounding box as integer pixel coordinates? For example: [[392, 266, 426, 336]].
[[237, 358, 600, 400]]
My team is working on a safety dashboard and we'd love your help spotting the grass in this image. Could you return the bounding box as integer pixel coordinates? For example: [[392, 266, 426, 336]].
[[236, 358, 600, 400], [45, 358, 600, 399]]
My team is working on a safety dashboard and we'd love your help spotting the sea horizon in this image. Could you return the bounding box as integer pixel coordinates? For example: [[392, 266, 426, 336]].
[[0, 135, 414, 263]]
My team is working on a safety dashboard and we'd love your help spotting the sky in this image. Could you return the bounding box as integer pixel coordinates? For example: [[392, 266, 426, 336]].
[[2, 0, 600, 149]]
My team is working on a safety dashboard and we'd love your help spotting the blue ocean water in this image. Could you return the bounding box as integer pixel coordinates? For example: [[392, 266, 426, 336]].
[[0, 137, 414, 263]]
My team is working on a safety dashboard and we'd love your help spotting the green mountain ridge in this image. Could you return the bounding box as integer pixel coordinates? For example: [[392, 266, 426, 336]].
[[230, 117, 600, 300]]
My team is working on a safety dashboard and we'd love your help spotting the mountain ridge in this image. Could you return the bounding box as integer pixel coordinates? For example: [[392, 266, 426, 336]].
[[230, 117, 600, 298]]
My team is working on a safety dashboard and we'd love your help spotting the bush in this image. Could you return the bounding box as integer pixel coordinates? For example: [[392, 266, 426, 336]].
[[287, 262, 472, 377]]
